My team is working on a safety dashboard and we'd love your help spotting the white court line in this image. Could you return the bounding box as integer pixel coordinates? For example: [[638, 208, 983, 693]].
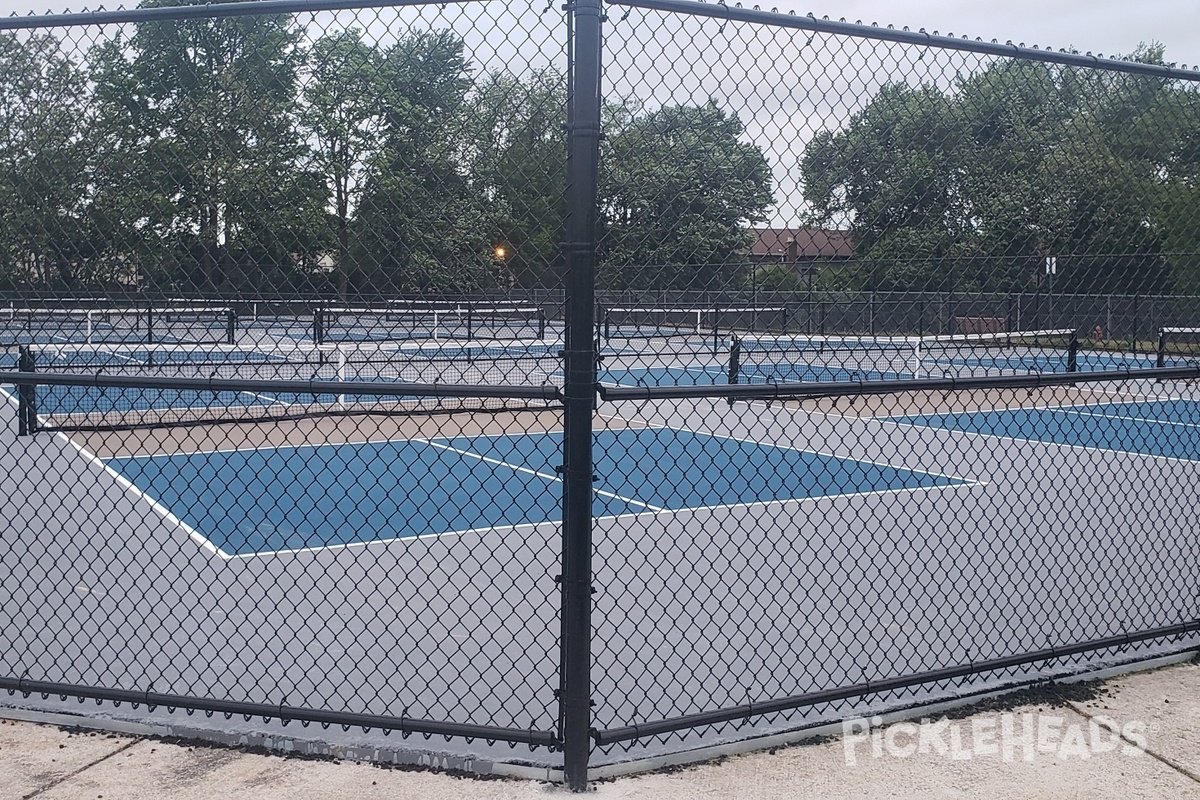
[[1053, 407, 1200, 431], [870, 394, 1195, 421], [229, 471, 979, 560], [54, 431, 229, 559], [237, 389, 291, 407], [876, 415, 1200, 466], [420, 438, 665, 513], [870, 394, 1200, 420], [595, 409, 973, 484]]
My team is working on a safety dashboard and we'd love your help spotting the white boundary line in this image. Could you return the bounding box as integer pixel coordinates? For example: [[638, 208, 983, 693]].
[[875, 413, 1200, 466], [56, 432, 229, 559], [595, 409, 973, 483], [1055, 407, 1200, 431], [228, 477, 983, 561], [870, 395, 1188, 419], [732, 389, 1200, 469], [95, 424, 974, 560]]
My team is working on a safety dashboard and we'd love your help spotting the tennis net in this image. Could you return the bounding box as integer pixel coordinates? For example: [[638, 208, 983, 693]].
[[0, 306, 235, 347], [728, 329, 1079, 384], [314, 305, 548, 344], [5, 340, 562, 431], [600, 306, 787, 341], [1157, 328, 1200, 367]]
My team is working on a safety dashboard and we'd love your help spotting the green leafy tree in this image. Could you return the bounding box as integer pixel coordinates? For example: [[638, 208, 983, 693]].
[[89, 0, 328, 292], [353, 30, 498, 294], [0, 33, 89, 288], [303, 29, 384, 298], [598, 101, 774, 290], [469, 69, 567, 290], [801, 47, 1190, 294]]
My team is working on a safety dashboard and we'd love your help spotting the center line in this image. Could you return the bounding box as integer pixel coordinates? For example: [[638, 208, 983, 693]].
[[422, 439, 665, 513]]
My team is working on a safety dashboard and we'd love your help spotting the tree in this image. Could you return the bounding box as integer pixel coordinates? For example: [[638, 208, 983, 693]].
[[353, 30, 499, 295], [0, 32, 89, 288], [89, 0, 328, 293], [800, 47, 1190, 294], [303, 29, 384, 298], [468, 69, 567, 290], [598, 101, 773, 290]]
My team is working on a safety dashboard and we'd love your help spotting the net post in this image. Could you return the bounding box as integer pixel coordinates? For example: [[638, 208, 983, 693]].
[[466, 307, 474, 341], [146, 303, 155, 344], [726, 335, 741, 406], [17, 344, 36, 436], [313, 308, 324, 345], [1157, 329, 1167, 368], [1067, 331, 1079, 373], [712, 306, 720, 356], [86, 310, 95, 345], [336, 346, 346, 407], [561, 0, 602, 786]]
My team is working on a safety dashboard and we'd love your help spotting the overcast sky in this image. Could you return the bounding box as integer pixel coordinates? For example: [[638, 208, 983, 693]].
[[2, 0, 1198, 64], [773, 0, 1200, 65], [2, 0, 1196, 226], [2, 0, 1197, 64]]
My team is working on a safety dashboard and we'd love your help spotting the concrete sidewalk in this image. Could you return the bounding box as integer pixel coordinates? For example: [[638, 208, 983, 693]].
[[3, 658, 1198, 799]]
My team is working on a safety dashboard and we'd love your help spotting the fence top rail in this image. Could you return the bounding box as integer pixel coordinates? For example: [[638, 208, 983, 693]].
[[598, 364, 1200, 402], [610, 0, 1200, 81], [0, 0, 476, 31], [0, 370, 563, 401], [603, 306, 787, 313]]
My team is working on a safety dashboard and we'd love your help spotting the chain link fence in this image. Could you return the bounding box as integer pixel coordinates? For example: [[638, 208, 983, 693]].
[[2, 0, 1199, 789]]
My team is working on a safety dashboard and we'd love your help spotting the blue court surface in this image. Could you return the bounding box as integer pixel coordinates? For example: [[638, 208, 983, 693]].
[[599, 366, 727, 387], [102, 428, 964, 556], [885, 399, 1200, 461]]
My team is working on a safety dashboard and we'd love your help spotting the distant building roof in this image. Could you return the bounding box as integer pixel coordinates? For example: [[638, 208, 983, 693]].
[[749, 227, 854, 260]]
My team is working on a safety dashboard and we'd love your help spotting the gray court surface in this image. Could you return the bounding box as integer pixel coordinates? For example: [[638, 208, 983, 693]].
[[1, 377, 1198, 771]]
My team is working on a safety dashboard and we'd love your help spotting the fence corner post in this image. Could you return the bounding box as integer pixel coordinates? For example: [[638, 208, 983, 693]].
[[561, 0, 603, 790]]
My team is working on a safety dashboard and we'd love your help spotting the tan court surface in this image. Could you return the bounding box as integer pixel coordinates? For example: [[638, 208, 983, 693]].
[[3, 657, 1198, 799]]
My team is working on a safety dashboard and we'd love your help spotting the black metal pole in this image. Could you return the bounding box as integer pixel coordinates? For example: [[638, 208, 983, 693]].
[[17, 345, 35, 436], [726, 335, 741, 406], [561, 0, 602, 790]]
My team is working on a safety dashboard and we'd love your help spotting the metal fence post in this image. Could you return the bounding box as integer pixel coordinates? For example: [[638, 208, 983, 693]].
[[561, 0, 602, 790]]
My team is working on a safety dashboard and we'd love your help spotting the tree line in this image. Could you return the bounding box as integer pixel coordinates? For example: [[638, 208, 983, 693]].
[[3, 3, 1199, 298], [0, 5, 773, 296], [801, 47, 1200, 295]]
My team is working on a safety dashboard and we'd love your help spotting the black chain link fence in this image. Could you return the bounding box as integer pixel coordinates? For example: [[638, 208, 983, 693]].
[[2, 0, 1199, 789]]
